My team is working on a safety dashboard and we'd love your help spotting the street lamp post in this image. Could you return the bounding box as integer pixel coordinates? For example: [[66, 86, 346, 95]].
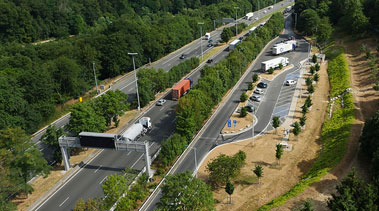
[[294, 13, 297, 29], [198, 22, 204, 60], [234, 7, 239, 36], [193, 147, 198, 177], [128, 53, 141, 111], [92, 62, 99, 94]]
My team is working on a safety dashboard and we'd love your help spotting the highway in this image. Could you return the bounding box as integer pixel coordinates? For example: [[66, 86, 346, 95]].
[[32, 1, 294, 210], [141, 10, 309, 211], [31, 0, 293, 165]]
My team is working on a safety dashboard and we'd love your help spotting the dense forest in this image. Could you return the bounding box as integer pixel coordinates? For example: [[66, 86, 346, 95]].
[[0, 0, 279, 135]]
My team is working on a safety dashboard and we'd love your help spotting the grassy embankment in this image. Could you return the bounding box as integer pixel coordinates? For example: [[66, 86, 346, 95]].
[[258, 44, 354, 210]]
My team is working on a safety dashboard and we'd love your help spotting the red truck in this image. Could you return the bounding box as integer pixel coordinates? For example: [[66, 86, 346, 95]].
[[172, 78, 192, 100]]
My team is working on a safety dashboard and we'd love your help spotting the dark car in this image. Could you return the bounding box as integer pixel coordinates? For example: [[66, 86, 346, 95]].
[[207, 43, 213, 47], [245, 105, 255, 112], [257, 82, 268, 88], [179, 54, 186, 59], [206, 59, 213, 64]]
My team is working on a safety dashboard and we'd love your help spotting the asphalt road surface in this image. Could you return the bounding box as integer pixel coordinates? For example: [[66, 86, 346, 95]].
[[33, 1, 295, 210], [141, 11, 309, 211]]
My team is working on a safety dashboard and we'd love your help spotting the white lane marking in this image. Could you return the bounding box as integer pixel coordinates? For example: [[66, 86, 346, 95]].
[[59, 197, 69, 207], [99, 176, 107, 185], [127, 151, 131, 156], [127, 88, 133, 92], [159, 107, 165, 111], [119, 80, 137, 92], [94, 165, 102, 173], [34, 149, 104, 211], [131, 154, 144, 169]]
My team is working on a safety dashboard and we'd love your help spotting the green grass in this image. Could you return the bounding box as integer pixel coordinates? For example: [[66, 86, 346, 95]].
[[258, 51, 355, 210], [235, 174, 258, 185]]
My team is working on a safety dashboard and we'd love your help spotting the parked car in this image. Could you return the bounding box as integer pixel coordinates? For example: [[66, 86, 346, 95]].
[[250, 95, 261, 102], [245, 105, 255, 112], [156, 99, 166, 106], [207, 42, 213, 47], [254, 88, 264, 94], [285, 80, 296, 86], [179, 54, 186, 59], [257, 82, 268, 88], [206, 59, 213, 64]]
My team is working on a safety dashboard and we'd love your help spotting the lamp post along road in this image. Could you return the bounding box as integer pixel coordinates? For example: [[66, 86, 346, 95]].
[[234, 7, 239, 36], [128, 53, 141, 111], [198, 22, 204, 60], [93, 62, 99, 94]]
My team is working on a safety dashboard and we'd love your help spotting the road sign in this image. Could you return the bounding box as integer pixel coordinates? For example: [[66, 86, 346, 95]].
[[233, 120, 237, 127], [228, 120, 231, 128]]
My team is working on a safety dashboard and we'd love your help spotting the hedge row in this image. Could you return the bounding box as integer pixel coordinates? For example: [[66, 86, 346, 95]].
[[158, 12, 285, 168], [259, 53, 354, 210]]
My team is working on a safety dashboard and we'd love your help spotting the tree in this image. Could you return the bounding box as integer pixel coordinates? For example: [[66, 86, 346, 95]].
[[102, 174, 128, 209], [293, 122, 301, 136], [240, 92, 248, 102], [360, 111, 379, 159], [302, 104, 309, 115], [272, 116, 280, 133], [248, 83, 254, 90], [300, 115, 307, 126], [268, 67, 274, 74], [275, 144, 283, 165], [0, 128, 51, 194], [74, 198, 103, 211], [306, 77, 313, 86], [315, 63, 320, 72], [279, 63, 283, 69], [299, 199, 314, 211], [158, 171, 214, 210], [310, 65, 315, 75], [327, 170, 378, 210], [305, 96, 313, 108], [240, 107, 248, 117], [313, 73, 319, 82], [252, 73, 259, 82], [298, 9, 320, 35], [206, 151, 246, 187], [312, 54, 317, 63], [307, 84, 315, 94], [41, 124, 66, 164], [253, 165, 263, 183], [316, 17, 333, 45], [67, 102, 107, 135], [94, 90, 129, 126], [225, 180, 234, 204]]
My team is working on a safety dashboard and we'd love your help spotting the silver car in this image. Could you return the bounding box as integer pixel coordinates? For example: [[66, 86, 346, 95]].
[[156, 99, 166, 106], [250, 95, 261, 102], [254, 88, 264, 95]]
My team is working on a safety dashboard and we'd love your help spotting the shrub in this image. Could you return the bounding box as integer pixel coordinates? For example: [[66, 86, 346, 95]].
[[240, 92, 248, 102], [279, 63, 283, 69], [301, 105, 308, 115], [240, 107, 248, 117], [293, 122, 301, 136], [315, 63, 320, 72], [307, 84, 315, 94], [252, 73, 259, 82], [365, 50, 372, 59], [306, 77, 313, 86], [310, 66, 315, 75], [268, 67, 274, 74], [304, 96, 312, 108]]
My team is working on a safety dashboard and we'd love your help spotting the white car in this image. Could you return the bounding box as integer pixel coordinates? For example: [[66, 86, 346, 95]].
[[263, 10, 267, 14], [156, 99, 166, 106], [285, 80, 297, 86], [254, 88, 264, 94], [250, 95, 261, 102]]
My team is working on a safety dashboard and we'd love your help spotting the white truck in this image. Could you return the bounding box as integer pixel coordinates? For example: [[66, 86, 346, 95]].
[[204, 32, 211, 40], [272, 40, 297, 55], [229, 39, 241, 50], [268, 5, 274, 10], [261, 57, 289, 71], [121, 117, 152, 142], [245, 12, 254, 20]]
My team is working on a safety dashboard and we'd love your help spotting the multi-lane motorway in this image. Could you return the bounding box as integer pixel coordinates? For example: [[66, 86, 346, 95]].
[[141, 11, 309, 211], [32, 1, 295, 210]]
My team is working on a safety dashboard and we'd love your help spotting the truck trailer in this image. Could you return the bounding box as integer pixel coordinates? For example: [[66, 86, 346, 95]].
[[121, 117, 152, 142], [261, 57, 289, 71], [172, 78, 192, 100], [204, 33, 211, 40], [245, 12, 254, 20], [229, 39, 241, 50], [272, 40, 297, 55]]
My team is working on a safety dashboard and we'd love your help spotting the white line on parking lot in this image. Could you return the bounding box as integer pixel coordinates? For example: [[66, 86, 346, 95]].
[[94, 165, 102, 173], [159, 107, 164, 111], [59, 197, 69, 207]]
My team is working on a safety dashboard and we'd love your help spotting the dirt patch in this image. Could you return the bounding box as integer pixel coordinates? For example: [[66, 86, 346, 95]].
[[197, 60, 330, 210], [274, 36, 379, 210], [260, 64, 295, 81]]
